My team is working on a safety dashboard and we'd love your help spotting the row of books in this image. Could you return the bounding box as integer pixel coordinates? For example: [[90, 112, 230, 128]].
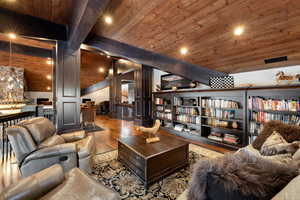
[[249, 111, 300, 125], [249, 122, 264, 136], [248, 97, 300, 111], [201, 99, 239, 109], [208, 132, 239, 145], [156, 112, 172, 120], [175, 114, 201, 124], [176, 107, 199, 115], [205, 118, 240, 129], [202, 108, 236, 119], [155, 98, 164, 105]]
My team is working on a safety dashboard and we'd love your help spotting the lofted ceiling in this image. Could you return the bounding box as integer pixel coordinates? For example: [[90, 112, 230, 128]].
[[93, 0, 300, 73], [0, 0, 73, 25]]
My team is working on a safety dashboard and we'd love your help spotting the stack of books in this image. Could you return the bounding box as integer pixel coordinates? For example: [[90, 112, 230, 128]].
[[223, 134, 239, 145], [156, 106, 164, 111], [208, 132, 223, 142], [249, 97, 300, 111], [202, 99, 239, 109]]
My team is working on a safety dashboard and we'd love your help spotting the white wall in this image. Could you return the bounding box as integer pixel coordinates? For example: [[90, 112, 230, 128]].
[[81, 87, 109, 104], [231, 65, 300, 87], [152, 65, 300, 91], [24, 92, 53, 104]]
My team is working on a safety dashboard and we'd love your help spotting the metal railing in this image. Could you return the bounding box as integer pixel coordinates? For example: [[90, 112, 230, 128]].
[[0, 112, 36, 163]]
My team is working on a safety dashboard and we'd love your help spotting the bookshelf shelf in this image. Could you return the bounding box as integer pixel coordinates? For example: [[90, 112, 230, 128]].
[[201, 116, 243, 122], [250, 109, 300, 115], [201, 124, 243, 133]]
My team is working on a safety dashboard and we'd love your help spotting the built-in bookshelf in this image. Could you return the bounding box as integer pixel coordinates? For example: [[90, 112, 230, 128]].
[[153, 86, 300, 150], [247, 88, 300, 143]]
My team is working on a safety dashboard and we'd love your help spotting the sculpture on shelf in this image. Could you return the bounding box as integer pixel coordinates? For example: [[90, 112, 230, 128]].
[[136, 119, 161, 143], [276, 71, 300, 85]]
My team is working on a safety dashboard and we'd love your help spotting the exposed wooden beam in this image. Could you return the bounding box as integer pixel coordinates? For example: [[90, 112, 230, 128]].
[[85, 36, 226, 85], [0, 40, 52, 58], [81, 79, 109, 96], [0, 8, 67, 41], [68, 0, 110, 52]]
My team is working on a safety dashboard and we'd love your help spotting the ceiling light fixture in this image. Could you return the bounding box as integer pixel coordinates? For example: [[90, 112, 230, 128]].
[[104, 16, 113, 24], [107, 55, 111, 58], [7, 33, 16, 40], [46, 86, 51, 91], [109, 69, 113, 75], [234, 26, 245, 36], [99, 67, 104, 73], [46, 60, 53, 65], [46, 75, 52, 80], [180, 47, 188, 55]]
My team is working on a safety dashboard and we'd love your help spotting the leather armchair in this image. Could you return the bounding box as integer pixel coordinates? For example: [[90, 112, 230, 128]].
[[0, 164, 120, 200], [6, 117, 95, 177]]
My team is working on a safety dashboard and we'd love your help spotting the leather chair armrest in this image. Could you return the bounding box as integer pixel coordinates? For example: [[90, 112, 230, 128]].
[[61, 130, 85, 142], [24, 143, 77, 164]]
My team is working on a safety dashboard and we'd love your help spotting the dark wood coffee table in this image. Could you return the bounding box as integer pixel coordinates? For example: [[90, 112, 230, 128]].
[[118, 134, 189, 189]]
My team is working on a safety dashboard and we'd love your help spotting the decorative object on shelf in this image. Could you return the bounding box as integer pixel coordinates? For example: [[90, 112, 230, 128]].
[[232, 121, 238, 129], [189, 81, 198, 88], [209, 76, 234, 89], [136, 119, 161, 143], [276, 71, 300, 85], [172, 86, 177, 91]]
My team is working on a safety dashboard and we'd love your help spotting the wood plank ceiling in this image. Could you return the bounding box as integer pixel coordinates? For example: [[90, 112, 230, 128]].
[[0, 34, 111, 92], [93, 0, 300, 73], [0, 0, 73, 25]]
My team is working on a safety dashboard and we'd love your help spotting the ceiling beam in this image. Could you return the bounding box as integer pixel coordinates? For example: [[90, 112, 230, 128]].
[[85, 36, 227, 85], [68, 0, 110, 52], [0, 40, 52, 58], [0, 8, 67, 41], [81, 79, 109, 96]]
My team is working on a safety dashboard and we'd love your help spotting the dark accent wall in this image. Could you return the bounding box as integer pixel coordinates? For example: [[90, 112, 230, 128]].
[[55, 41, 81, 132]]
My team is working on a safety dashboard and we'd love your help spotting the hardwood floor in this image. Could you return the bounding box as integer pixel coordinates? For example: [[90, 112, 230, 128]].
[[0, 115, 230, 191]]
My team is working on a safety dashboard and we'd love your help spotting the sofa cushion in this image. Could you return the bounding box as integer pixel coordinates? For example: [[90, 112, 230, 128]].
[[272, 175, 300, 200], [252, 121, 300, 150], [40, 168, 120, 200], [188, 152, 298, 200], [0, 164, 64, 200], [39, 135, 65, 148], [20, 117, 56, 144]]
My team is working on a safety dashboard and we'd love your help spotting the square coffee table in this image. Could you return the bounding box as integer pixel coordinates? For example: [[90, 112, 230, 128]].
[[118, 134, 189, 189]]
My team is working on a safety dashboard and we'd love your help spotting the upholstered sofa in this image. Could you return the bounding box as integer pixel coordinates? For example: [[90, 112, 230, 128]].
[[6, 117, 95, 177], [178, 121, 300, 200], [0, 164, 120, 200]]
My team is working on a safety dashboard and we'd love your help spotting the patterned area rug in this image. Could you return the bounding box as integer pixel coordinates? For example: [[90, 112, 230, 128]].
[[92, 144, 222, 200]]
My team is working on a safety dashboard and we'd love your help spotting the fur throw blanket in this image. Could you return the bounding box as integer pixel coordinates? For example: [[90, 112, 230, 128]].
[[188, 152, 299, 200]]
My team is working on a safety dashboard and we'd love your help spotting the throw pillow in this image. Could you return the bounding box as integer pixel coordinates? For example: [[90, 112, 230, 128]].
[[252, 121, 300, 150], [260, 131, 287, 155]]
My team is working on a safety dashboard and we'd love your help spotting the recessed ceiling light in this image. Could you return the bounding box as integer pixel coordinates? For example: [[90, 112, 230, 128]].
[[109, 69, 113, 74], [99, 67, 104, 73], [46, 60, 53, 65], [180, 47, 188, 55], [7, 33, 16, 39], [107, 55, 111, 58], [46, 75, 52, 80], [104, 16, 113, 24], [46, 86, 51, 90], [234, 26, 245, 36]]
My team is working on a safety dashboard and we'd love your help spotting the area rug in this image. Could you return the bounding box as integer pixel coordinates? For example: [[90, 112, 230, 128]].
[[83, 124, 104, 133], [92, 144, 222, 200]]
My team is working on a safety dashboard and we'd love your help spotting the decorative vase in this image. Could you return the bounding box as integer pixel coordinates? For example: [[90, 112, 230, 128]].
[[232, 121, 238, 129]]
